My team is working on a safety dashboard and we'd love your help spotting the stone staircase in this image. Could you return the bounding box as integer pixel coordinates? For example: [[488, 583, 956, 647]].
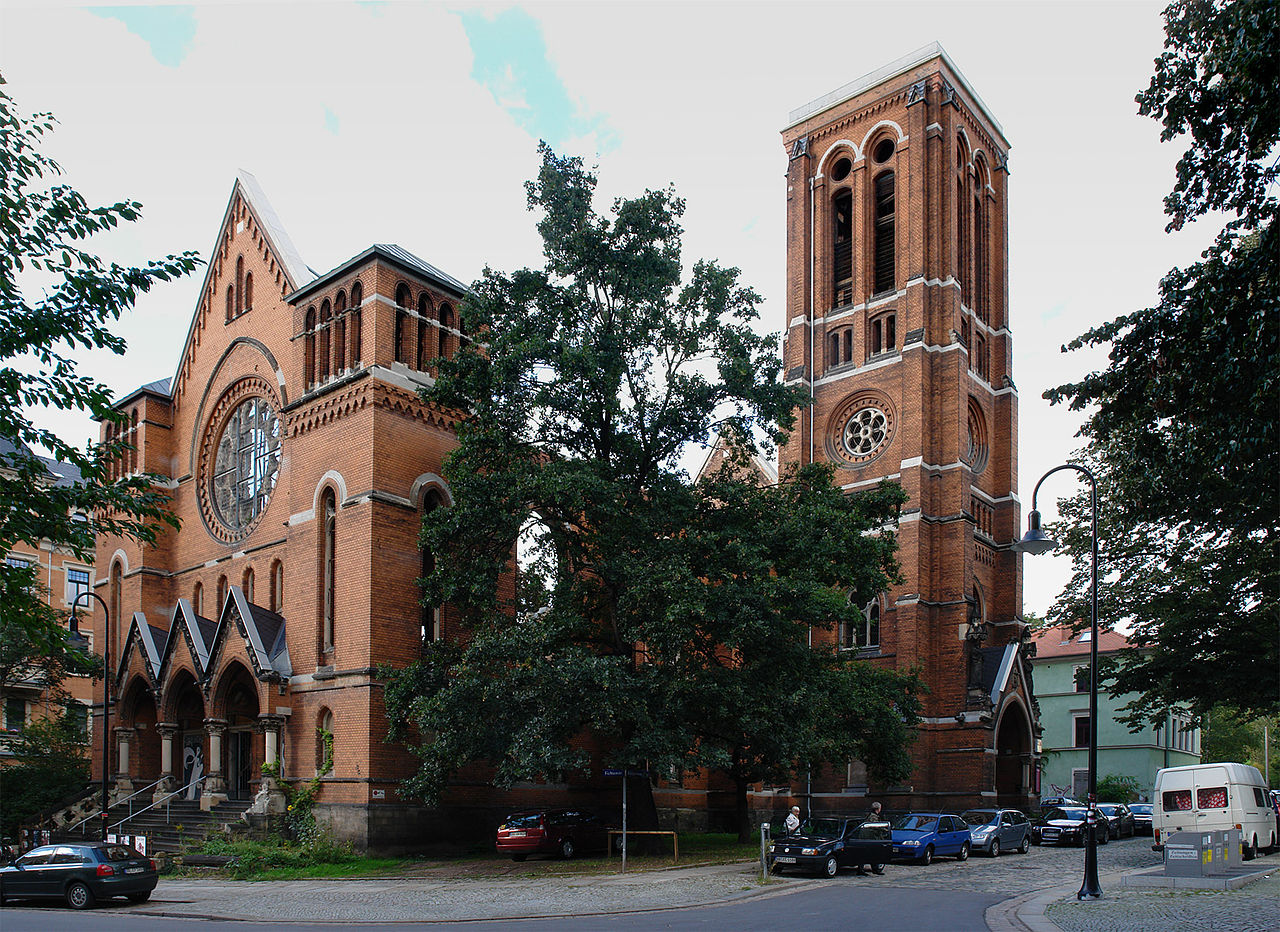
[[51, 797, 254, 854]]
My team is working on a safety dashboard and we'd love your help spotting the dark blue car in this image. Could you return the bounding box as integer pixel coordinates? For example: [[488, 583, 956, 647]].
[[891, 812, 971, 864]]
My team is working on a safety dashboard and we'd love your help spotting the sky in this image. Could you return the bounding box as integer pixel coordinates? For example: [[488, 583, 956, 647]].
[[0, 0, 1224, 617]]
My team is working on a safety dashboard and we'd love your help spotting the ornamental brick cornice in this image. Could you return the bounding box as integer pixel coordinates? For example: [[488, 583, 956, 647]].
[[369, 381, 464, 433], [808, 90, 908, 148], [287, 381, 372, 438]]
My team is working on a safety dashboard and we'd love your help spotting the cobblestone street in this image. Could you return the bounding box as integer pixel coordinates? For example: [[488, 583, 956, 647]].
[[1048, 873, 1280, 932]]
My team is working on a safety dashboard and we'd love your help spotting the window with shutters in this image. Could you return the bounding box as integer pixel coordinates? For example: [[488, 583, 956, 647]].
[[873, 171, 895, 295], [832, 190, 853, 307]]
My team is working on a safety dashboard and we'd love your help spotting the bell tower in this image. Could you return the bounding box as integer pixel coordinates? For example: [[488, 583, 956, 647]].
[[780, 44, 1038, 807]]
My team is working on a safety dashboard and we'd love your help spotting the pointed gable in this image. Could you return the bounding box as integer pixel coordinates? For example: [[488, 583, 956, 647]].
[[217, 587, 292, 680], [157, 598, 217, 682], [118, 610, 166, 686], [695, 430, 778, 486], [171, 172, 315, 404]]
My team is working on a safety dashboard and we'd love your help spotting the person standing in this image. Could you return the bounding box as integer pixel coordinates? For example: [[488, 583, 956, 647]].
[[784, 806, 801, 835], [867, 801, 883, 821]]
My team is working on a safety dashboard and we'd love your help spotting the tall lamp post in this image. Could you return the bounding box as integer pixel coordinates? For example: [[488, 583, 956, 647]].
[[1013, 463, 1103, 900], [68, 591, 111, 842]]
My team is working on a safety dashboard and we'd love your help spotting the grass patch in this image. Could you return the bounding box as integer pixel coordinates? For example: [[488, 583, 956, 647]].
[[184, 833, 401, 881]]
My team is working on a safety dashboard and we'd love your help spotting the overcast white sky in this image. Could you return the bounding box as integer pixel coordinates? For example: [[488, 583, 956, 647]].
[[0, 0, 1222, 617]]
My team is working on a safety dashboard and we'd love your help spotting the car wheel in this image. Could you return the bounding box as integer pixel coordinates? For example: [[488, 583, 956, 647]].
[[920, 845, 934, 866], [957, 841, 970, 862], [127, 891, 152, 903], [1243, 836, 1257, 861], [66, 881, 95, 911], [770, 862, 784, 875], [511, 854, 527, 862], [560, 838, 575, 860], [870, 863, 885, 875], [823, 855, 838, 878], [1019, 835, 1030, 854]]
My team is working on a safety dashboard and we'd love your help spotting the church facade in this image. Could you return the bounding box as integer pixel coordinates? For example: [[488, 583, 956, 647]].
[[777, 43, 1039, 810], [87, 44, 1036, 851]]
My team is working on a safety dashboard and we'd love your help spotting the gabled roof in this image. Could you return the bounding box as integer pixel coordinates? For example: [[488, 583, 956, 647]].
[[0, 436, 74, 486], [287, 242, 469, 305], [113, 377, 173, 411], [225, 587, 291, 679], [1031, 623, 1131, 660], [694, 430, 778, 486]]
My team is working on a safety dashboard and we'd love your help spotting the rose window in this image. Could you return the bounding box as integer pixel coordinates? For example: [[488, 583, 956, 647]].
[[843, 406, 890, 458]]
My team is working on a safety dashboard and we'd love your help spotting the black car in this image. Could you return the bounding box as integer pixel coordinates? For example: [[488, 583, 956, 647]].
[[769, 818, 892, 877], [1096, 803, 1136, 839], [0, 843, 158, 909], [1130, 802, 1154, 835], [1034, 807, 1109, 848]]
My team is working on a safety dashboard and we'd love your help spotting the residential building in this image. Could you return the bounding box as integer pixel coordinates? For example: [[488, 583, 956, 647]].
[[1031, 623, 1199, 801]]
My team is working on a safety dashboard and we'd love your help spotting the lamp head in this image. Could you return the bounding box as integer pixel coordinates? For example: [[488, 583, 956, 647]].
[[66, 610, 90, 650], [1013, 509, 1058, 555]]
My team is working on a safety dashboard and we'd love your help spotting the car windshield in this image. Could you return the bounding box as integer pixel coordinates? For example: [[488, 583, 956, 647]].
[[1131, 804, 1152, 814], [961, 810, 996, 827], [801, 818, 842, 837], [1049, 808, 1087, 820], [894, 815, 938, 831], [1096, 805, 1118, 815], [503, 813, 544, 829]]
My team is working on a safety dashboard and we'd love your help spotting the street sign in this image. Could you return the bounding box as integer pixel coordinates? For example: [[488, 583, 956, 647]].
[[603, 768, 623, 777]]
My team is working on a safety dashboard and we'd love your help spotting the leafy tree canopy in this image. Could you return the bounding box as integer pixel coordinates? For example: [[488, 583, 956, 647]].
[[0, 707, 92, 840], [1044, 0, 1278, 726], [0, 82, 198, 690], [383, 145, 922, 838]]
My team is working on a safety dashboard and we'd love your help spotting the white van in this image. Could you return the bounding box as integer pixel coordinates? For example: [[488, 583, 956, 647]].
[[1153, 762, 1276, 859]]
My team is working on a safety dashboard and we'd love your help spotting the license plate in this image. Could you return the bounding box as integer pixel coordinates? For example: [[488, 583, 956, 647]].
[[507, 831, 526, 837], [125, 867, 144, 874], [775, 856, 797, 863]]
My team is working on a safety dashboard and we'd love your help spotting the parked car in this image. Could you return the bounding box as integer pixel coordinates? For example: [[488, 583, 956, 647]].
[[769, 818, 892, 877], [1034, 807, 1109, 848], [1096, 803, 1136, 839], [495, 809, 612, 861], [891, 813, 971, 865], [960, 808, 1032, 856], [1129, 803, 1154, 835], [1039, 796, 1082, 809], [0, 843, 158, 909]]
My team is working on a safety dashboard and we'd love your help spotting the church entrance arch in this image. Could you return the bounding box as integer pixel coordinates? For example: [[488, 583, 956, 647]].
[[995, 700, 1032, 804], [167, 672, 207, 800], [119, 676, 159, 789], [213, 662, 261, 800]]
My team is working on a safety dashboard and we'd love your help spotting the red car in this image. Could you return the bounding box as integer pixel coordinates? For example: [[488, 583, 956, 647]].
[[496, 809, 612, 861]]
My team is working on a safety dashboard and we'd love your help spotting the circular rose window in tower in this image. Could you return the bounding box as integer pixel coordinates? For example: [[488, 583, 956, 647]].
[[198, 380, 282, 542], [828, 392, 896, 466]]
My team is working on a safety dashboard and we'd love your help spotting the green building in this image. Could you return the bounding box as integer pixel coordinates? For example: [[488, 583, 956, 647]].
[[1031, 625, 1200, 802]]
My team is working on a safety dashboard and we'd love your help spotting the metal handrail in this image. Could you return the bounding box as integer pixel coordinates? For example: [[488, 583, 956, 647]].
[[63, 777, 169, 836], [110, 775, 207, 833]]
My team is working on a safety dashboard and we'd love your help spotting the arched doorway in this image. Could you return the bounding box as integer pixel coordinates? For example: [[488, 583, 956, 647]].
[[168, 671, 207, 800], [995, 700, 1032, 804], [119, 676, 159, 788], [214, 662, 260, 800]]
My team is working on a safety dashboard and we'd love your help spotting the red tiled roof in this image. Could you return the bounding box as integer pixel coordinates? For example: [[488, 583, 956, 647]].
[[1031, 623, 1130, 659]]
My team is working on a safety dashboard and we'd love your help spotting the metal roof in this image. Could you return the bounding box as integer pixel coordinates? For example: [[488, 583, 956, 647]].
[[287, 243, 469, 304]]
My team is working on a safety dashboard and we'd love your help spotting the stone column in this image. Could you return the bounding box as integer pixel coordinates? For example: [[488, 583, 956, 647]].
[[113, 727, 135, 795], [247, 714, 287, 815], [153, 723, 179, 803], [202, 718, 228, 809]]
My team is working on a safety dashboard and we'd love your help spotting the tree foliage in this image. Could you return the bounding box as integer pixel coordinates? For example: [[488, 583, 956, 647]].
[[0, 82, 198, 691], [382, 146, 922, 838], [0, 708, 92, 840], [1044, 0, 1278, 726]]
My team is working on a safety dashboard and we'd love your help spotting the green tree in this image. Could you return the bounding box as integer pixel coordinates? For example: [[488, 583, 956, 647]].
[[0, 83, 197, 692], [1095, 773, 1141, 803], [0, 707, 92, 840], [382, 146, 923, 839], [1044, 0, 1278, 727]]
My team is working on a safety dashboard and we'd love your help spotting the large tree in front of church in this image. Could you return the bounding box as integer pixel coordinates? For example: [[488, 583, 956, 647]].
[[382, 145, 922, 839], [1044, 0, 1278, 726], [0, 83, 196, 690]]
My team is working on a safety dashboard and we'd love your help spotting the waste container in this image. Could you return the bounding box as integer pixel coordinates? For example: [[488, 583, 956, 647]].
[[1162, 829, 1241, 877]]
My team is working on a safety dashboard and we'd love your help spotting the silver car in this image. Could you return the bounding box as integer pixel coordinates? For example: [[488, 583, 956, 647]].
[[960, 808, 1031, 856]]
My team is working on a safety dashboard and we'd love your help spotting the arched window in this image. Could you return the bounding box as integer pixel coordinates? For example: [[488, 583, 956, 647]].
[[333, 291, 347, 374], [317, 709, 334, 776], [974, 333, 989, 381], [832, 190, 853, 307], [350, 282, 363, 365], [129, 407, 139, 473], [110, 561, 123, 652], [304, 307, 316, 386], [417, 293, 432, 370], [321, 488, 336, 651], [270, 559, 284, 613], [828, 327, 853, 368], [842, 594, 881, 650], [869, 311, 896, 357], [873, 171, 896, 295], [226, 284, 235, 323], [193, 580, 203, 616], [242, 567, 254, 603], [216, 574, 228, 614], [972, 158, 989, 323], [420, 489, 444, 647], [243, 272, 253, 312], [319, 299, 332, 381], [439, 303, 454, 363], [394, 284, 412, 365], [235, 256, 245, 314]]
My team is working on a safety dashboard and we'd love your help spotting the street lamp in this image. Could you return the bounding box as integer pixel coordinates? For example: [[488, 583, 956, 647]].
[[1013, 463, 1103, 900], [68, 591, 111, 842]]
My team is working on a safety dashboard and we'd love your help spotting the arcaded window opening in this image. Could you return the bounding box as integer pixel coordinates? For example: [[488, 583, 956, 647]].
[[321, 487, 336, 651], [417, 293, 433, 370], [832, 191, 853, 308], [420, 489, 445, 647], [827, 326, 854, 369], [270, 559, 283, 613], [439, 304, 454, 361], [869, 311, 896, 357], [873, 171, 895, 295], [318, 299, 332, 381], [242, 567, 254, 603], [349, 282, 363, 365], [304, 308, 316, 386]]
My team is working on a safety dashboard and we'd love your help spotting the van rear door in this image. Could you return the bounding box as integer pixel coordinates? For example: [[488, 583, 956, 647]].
[[1192, 766, 1230, 823]]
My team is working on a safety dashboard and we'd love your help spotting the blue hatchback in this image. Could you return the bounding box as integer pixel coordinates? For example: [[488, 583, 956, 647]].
[[891, 813, 971, 865]]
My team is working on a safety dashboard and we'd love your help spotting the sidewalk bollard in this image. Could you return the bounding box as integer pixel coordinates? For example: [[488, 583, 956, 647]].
[[760, 823, 770, 882]]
